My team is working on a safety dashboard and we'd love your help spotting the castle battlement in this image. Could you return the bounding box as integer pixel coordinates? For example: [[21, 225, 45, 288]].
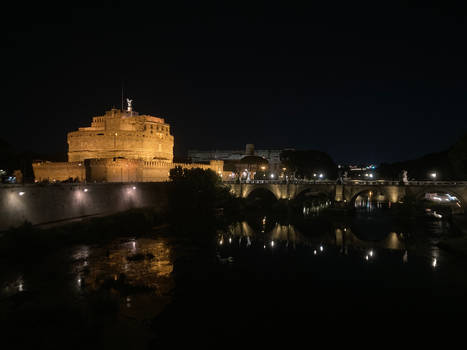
[[32, 105, 226, 183], [68, 108, 173, 162]]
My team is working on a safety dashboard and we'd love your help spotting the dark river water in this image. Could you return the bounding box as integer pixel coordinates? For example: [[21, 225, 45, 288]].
[[1, 210, 467, 347]]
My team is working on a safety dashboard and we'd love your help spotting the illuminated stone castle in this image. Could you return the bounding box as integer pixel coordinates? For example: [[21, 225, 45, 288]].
[[33, 103, 224, 182], [67, 108, 174, 162]]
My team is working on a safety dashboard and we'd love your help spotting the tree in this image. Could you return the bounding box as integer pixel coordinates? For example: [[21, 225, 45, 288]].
[[168, 167, 232, 213], [280, 150, 338, 180]]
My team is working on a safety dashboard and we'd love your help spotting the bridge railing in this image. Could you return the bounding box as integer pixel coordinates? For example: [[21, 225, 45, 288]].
[[222, 179, 467, 186]]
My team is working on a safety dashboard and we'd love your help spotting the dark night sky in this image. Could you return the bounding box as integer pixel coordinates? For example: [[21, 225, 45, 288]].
[[2, 1, 467, 164]]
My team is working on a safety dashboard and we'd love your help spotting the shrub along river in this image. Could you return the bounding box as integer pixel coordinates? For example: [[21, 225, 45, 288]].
[[1, 205, 467, 348]]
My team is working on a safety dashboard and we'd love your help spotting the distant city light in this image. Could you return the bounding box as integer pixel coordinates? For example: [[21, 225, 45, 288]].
[[18, 192, 25, 196], [432, 258, 437, 268], [319, 173, 323, 178], [83, 188, 88, 192], [270, 173, 275, 179], [430, 172, 437, 179]]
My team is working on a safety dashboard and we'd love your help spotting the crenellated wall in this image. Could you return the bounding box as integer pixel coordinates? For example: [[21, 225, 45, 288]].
[[32, 161, 86, 182], [32, 159, 224, 183]]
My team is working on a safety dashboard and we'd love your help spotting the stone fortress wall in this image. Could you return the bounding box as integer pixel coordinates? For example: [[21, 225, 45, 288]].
[[0, 182, 170, 231], [32, 106, 225, 183], [68, 109, 174, 162]]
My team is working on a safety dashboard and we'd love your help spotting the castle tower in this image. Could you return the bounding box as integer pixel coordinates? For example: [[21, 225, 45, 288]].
[[67, 108, 174, 162]]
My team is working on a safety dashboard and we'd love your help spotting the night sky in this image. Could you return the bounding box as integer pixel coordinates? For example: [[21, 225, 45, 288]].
[[3, 1, 467, 164]]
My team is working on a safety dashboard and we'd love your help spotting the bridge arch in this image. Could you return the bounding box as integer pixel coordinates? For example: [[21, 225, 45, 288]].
[[245, 187, 279, 201], [294, 187, 334, 202], [411, 187, 465, 214], [349, 187, 391, 208]]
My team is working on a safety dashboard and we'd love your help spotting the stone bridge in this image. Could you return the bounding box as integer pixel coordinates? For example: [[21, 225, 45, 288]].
[[226, 180, 467, 208]]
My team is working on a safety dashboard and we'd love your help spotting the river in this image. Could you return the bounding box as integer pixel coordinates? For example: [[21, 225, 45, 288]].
[[1, 210, 467, 347]]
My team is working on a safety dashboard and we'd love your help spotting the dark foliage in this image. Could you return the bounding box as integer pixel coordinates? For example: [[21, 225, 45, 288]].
[[168, 166, 234, 215], [378, 133, 467, 180], [280, 149, 338, 180]]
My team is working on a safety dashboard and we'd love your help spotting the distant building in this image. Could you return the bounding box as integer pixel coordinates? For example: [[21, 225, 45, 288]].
[[189, 144, 292, 180], [341, 164, 377, 180], [33, 104, 224, 183]]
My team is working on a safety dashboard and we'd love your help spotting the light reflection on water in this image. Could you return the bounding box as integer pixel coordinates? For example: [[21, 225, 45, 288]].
[[217, 220, 429, 268], [224, 221, 407, 252], [1, 237, 175, 323], [71, 238, 174, 294]]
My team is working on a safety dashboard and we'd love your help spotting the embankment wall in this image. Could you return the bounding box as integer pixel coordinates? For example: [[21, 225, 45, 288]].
[[0, 183, 169, 231]]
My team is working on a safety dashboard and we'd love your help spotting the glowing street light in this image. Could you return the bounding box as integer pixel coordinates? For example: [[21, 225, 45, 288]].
[[18, 192, 25, 196], [319, 173, 324, 179], [430, 172, 437, 180]]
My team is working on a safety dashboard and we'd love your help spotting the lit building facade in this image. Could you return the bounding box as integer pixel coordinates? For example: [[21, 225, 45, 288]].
[[67, 108, 174, 162], [33, 105, 224, 183]]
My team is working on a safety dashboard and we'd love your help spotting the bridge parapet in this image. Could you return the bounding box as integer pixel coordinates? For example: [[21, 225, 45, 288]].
[[226, 179, 467, 208], [224, 179, 467, 186]]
